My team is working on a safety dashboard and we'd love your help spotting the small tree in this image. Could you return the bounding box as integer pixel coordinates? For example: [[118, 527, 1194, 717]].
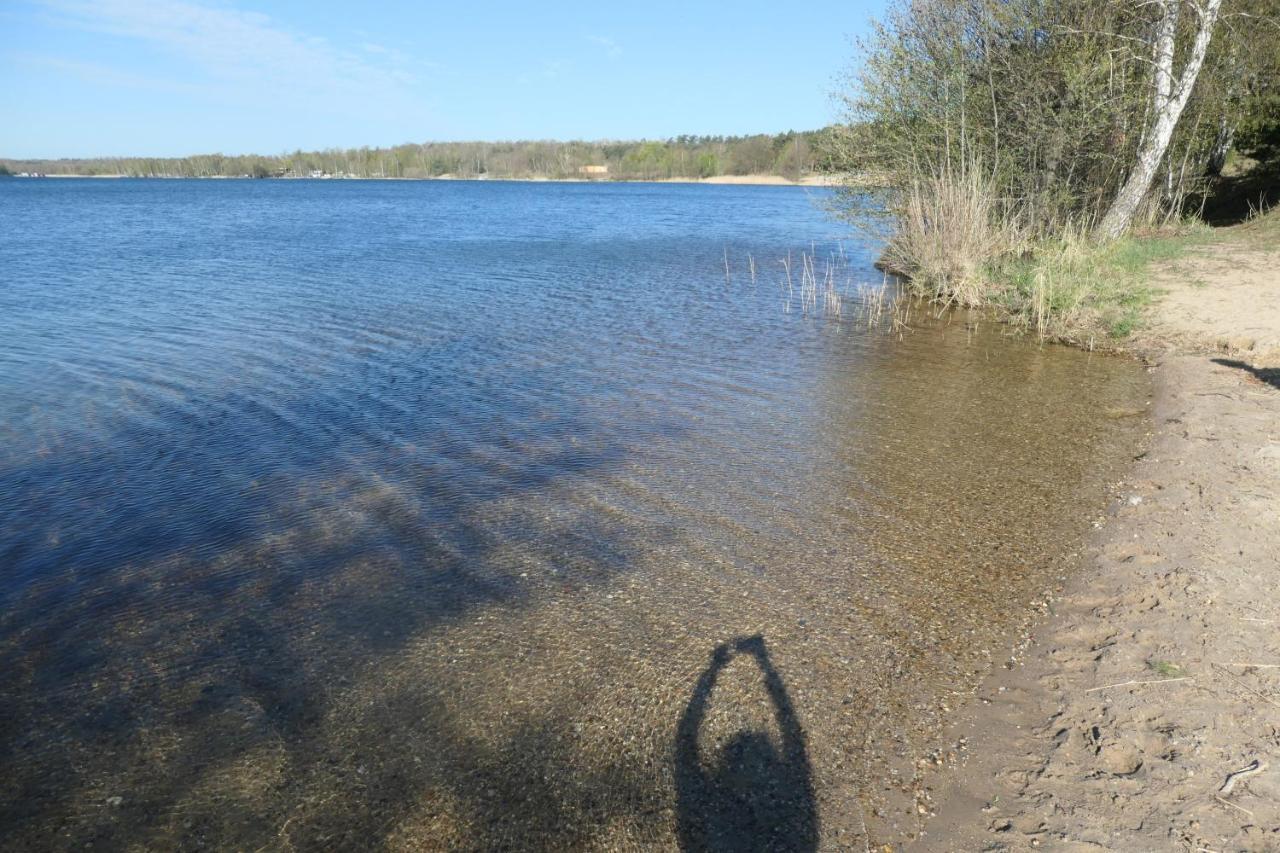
[[696, 152, 720, 178]]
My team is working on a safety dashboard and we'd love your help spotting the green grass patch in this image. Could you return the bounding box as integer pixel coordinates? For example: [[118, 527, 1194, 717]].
[[986, 225, 1211, 343], [1146, 659, 1188, 678]]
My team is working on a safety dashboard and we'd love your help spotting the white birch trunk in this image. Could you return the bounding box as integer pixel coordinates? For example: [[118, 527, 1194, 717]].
[[1099, 0, 1223, 238]]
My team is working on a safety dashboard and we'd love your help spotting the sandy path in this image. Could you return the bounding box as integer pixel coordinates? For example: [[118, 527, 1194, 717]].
[[1137, 226, 1280, 368], [914, 221, 1280, 851]]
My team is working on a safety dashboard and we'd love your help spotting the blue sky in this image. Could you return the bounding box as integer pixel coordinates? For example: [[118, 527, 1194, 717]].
[[1, 0, 888, 159]]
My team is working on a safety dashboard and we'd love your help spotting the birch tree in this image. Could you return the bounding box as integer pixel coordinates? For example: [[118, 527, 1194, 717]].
[[1099, 0, 1224, 237]]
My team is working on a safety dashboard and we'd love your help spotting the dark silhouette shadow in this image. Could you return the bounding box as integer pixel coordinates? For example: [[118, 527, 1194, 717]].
[[1213, 358, 1280, 391], [1195, 153, 1280, 226], [675, 635, 818, 853]]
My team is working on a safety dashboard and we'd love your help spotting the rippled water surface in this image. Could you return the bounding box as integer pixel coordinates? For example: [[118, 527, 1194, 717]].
[[0, 179, 1149, 849]]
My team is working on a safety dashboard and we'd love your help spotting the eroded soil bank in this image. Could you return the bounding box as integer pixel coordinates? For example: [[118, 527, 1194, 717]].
[[916, 217, 1280, 851]]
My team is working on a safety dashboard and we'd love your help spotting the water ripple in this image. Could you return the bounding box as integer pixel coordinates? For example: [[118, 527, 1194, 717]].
[[0, 179, 1149, 849]]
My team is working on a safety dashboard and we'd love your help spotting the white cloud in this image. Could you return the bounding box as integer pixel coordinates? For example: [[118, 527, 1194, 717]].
[[11, 51, 210, 95], [39, 0, 419, 99]]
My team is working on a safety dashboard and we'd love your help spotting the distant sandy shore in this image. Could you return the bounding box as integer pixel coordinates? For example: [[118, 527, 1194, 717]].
[[17, 173, 856, 186], [669, 174, 841, 186]]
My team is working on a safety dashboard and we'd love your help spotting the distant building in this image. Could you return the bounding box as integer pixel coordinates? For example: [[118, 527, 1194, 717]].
[[578, 165, 608, 176]]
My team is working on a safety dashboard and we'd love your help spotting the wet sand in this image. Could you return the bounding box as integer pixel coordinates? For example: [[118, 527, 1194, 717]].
[[917, 215, 1280, 851]]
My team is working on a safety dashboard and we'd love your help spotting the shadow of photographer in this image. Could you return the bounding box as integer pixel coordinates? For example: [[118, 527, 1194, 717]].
[[675, 635, 819, 852]]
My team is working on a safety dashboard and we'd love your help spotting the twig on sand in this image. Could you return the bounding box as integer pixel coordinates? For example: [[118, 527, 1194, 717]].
[[1084, 676, 1194, 693], [1214, 661, 1280, 668], [1214, 795, 1255, 817], [1211, 663, 1280, 708], [1219, 759, 1267, 795]]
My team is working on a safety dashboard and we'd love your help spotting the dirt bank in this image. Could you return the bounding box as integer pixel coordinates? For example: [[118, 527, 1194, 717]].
[[914, 216, 1280, 851]]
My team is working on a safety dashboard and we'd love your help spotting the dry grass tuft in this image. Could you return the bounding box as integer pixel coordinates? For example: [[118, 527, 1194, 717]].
[[881, 160, 1021, 308]]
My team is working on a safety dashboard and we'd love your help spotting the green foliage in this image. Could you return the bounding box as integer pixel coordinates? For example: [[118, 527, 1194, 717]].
[[989, 226, 1211, 341], [834, 0, 1278, 230], [622, 141, 671, 179], [1234, 91, 1280, 161], [771, 134, 812, 180], [1147, 659, 1188, 678], [836, 0, 1223, 233], [0, 132, 832, 181], [1206, 0, 1280, 162], [695, 151, 719, 178], [830, 0, 1274, 336], [725, 136, 774, 175]]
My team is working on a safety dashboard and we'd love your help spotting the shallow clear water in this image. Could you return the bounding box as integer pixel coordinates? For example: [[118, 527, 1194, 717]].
[[0, 179, 1148, 849]]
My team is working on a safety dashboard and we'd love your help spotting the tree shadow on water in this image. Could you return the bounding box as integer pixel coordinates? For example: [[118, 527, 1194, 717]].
[[0, 376, 689, 848], [675, 635, 818, 853]]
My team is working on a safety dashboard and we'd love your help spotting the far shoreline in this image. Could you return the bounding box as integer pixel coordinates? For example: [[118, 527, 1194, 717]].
[[11, 172, 863, 187]]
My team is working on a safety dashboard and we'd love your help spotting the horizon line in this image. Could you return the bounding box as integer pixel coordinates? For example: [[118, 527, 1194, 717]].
[[1, 127, 838, 164]]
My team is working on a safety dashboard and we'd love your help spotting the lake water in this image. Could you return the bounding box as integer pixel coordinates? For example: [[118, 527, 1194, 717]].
[[0, 179, 1149, 849]]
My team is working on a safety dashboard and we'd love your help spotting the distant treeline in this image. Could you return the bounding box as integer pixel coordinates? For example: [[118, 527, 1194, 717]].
[[1, 130, 840, 180]]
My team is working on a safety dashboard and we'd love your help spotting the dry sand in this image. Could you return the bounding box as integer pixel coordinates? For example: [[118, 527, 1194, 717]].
[[915, 216, 1280, 852], [688, 174, 840, 186]]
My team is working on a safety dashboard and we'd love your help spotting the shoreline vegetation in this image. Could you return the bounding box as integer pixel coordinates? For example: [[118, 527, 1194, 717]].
[[0, 130, 846, 183], [831, 0, 1279, 346], [0, 171, 849, 187]]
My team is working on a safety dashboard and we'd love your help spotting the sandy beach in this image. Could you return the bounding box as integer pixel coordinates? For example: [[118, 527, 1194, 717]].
[[915, 214, 1280, 851]]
